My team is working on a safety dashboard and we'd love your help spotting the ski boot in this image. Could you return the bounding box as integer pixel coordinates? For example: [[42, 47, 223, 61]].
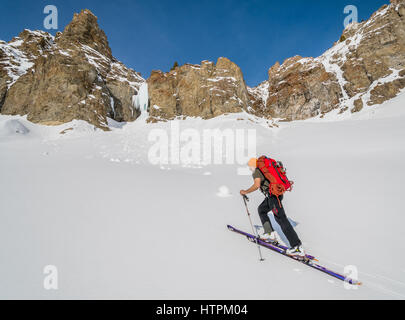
[[286, 245, 307, 260], [259, 231, 281, 245]]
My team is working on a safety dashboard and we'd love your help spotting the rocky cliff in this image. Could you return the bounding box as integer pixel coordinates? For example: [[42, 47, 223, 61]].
[[1, 1, 404, 128], [248, 0, 405, 120], [147, 58, 249, 122], [0, 9, 144, 130]]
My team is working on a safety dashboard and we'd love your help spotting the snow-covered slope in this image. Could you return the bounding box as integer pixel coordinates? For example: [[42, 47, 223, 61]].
[[0, 91, 405, 299]]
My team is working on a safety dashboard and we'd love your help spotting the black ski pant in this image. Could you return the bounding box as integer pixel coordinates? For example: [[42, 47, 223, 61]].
[[258, 195, 302, 248]]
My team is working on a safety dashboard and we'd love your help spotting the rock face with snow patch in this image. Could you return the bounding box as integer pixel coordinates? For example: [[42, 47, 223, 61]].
[[147, 58, 249, 122], [0, 9, 144, 129], [0, 42, 9, 109], [249, 0, 405, 119], [248, 57, 342, 120]]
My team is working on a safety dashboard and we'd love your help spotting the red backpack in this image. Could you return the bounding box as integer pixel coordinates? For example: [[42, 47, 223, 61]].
[[257, 156, 294, 203]]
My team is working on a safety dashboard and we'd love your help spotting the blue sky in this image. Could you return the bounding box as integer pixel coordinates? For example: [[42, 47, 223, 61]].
[[1, 0, 389, 86]]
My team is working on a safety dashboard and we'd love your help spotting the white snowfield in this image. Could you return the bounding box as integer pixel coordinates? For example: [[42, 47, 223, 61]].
[[0, 91, 405, 300]]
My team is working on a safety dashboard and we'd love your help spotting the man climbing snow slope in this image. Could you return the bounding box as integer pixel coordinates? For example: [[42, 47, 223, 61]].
[[240, 157, 306, 258]]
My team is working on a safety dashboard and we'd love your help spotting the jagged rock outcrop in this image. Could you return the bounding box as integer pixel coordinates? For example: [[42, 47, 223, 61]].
[[248, 57, 342, 120], [57, 10, 112, 59], [147, 57, 249, 121], [0, 9, 144, 129], [249, 0, 405, 120]]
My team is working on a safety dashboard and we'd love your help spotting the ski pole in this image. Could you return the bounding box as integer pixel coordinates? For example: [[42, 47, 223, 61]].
[[242, 195, 264, 262]]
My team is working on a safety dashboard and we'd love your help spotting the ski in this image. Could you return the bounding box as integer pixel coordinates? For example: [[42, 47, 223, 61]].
[[228, 224, 317, 261], [227, 225, 362, 286]]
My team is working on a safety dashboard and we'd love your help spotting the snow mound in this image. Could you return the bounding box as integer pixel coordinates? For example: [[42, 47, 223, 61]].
[[0, 119, 30, 137], [216, 185, 232, 198]]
